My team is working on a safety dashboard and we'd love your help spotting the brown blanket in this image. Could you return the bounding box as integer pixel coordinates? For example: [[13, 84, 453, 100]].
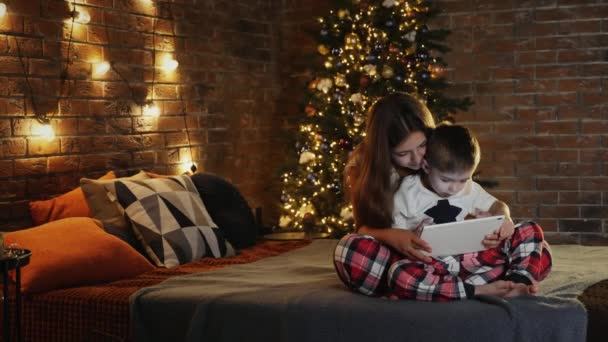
[[3, 240, 309, 342]]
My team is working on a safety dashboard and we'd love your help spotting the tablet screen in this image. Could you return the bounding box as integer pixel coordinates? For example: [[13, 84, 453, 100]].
[[420, 215, 504, 257]]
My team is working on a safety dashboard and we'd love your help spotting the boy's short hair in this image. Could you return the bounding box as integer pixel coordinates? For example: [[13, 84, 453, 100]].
[[425, 124, 480, 172]]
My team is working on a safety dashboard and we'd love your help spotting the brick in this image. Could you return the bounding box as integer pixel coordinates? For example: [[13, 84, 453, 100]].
[[538, 178, 579, 191], [519, 136, 556, 149], [581, 149, 608, 162], [558, 162, 601, 176], [581, 120, 608, 134], [536, 65, 578, 79], [536, 220, 559, 233], [517, 191, 558, 204], [516, 51, 556, 65], [48, 156, 79, 173], [116, 134, 164, 150], [538, 149, 578, 162], [560, 106, 602, 119], [165, 132, 190, 147], [581, 178, 608, 191], [2, 139, 27, 157], [536, 121, 579, 135], [494, 122, 534, 135], [515, 80, 557, 93], [492, 67, 534, 80], [28, 138, 60, 156], [0, 180, 26, 200], [515, 162, 557, 176], [559, 219, 602, 233], [558, 79, 601, 92], [538, 93, 578, 106], [132, 151, 156, 166], [559, 191, 601, 205], [0, 15, 24, 34], [580, 34, 608, 49], [516, 108, 556, 121], [0, 160, 13, 177], [540, 205, 579, 218], [557, 135, 601, 148], [581, 92, 604, 106], [580, 206, 608, 218], [15, 157, 47, 176], [494, 150, 536, 162]]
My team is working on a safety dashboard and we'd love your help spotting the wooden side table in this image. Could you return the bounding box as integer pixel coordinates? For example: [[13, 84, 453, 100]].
[[1, 248, 31, 342]]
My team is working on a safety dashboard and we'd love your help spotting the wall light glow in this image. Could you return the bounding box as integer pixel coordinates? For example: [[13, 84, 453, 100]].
[[180, 160, 197, 174], [33, 124, 55, 141], [162, 56, 179, 72], [0, 3, 7, 18], [93, 61, 111, 76], [143, 103, 160, 117], [73, 10, 90, 24]]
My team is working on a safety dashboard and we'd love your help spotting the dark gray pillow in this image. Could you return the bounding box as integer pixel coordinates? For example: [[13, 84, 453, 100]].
[[190, 173, 258, 248]]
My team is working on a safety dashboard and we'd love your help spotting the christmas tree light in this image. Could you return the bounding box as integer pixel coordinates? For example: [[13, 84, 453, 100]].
[[278, 0, 472, 237]]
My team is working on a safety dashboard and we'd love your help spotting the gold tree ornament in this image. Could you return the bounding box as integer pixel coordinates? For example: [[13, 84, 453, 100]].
[[344, 33, 360, 50], [337, 9, 350, 19], [334, 73, 347, 87], [382, 65, 394, 78], [317, 44, 329, 55]]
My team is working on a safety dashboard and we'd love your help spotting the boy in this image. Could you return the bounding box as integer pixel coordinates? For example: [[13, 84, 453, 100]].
[[388, 124, 552, 301]]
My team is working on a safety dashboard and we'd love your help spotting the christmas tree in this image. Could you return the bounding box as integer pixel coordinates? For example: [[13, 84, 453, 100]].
[[278, 0, 472, 237]]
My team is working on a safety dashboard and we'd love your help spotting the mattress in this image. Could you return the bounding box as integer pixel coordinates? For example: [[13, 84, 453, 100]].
[[1, 240, 606, 342]]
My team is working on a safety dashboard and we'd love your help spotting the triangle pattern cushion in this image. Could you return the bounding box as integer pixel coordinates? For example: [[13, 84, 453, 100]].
[[114, 175, 235, 268]]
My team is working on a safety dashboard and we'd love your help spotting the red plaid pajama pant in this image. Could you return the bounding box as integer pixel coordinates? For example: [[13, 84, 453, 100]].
[[333, 221, 552, 301]]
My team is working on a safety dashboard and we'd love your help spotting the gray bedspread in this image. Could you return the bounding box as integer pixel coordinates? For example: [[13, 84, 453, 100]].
[[130, 240, 606, 342]]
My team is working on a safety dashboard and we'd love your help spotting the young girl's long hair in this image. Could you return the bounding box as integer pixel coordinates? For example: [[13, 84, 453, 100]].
[[346, 93, 435, 230]]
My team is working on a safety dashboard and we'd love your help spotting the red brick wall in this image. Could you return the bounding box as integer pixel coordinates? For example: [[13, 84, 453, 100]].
[[0, 0, 278, 229], [3, 1, 607, 242], [434, 0, 608, 243], [277, 1, 608, 243]]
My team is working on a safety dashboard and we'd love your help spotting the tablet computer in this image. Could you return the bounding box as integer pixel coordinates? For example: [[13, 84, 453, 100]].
[[420, 215, 504, 257]]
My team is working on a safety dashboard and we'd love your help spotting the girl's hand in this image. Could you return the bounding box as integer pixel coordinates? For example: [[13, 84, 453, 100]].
[[391, 219, 433, 263]]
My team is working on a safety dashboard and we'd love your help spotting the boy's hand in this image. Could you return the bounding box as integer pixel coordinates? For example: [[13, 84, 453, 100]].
[[497, 216, 515, 240], [482, 216, 514, 249]]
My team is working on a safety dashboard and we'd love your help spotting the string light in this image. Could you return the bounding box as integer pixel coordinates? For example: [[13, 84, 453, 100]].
[[0, 3, 7, 18]]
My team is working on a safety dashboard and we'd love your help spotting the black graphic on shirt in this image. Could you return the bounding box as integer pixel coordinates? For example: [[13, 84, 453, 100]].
[[424, 199, 462, 224]]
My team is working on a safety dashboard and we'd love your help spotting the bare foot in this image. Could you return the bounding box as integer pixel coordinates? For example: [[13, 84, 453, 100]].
[[503, 283, 536, 298], [475, 280, 514, 297]]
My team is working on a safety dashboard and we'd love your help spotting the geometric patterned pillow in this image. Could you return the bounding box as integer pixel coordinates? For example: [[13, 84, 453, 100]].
[[114, 175, 235, 268]]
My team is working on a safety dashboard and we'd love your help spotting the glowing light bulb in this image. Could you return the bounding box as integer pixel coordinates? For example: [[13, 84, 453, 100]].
[[143, 103, 160, 117], [180, 160, 197, 174], [93, 61, 110, 76], [74, 10, 90, 24], [33, 124, 55, 141], [0, 3, 7, 18], [162, 57, 178, 72]]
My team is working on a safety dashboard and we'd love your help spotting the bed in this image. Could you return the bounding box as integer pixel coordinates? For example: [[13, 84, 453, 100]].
[[1, 171, 606, 342], [1, 239, 606, 342]]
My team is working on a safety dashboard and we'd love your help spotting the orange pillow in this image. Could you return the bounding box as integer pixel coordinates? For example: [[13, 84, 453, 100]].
[[4, 217, 155, 293], [145, 171, 171, 178], [29, 171, 115, 225]]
